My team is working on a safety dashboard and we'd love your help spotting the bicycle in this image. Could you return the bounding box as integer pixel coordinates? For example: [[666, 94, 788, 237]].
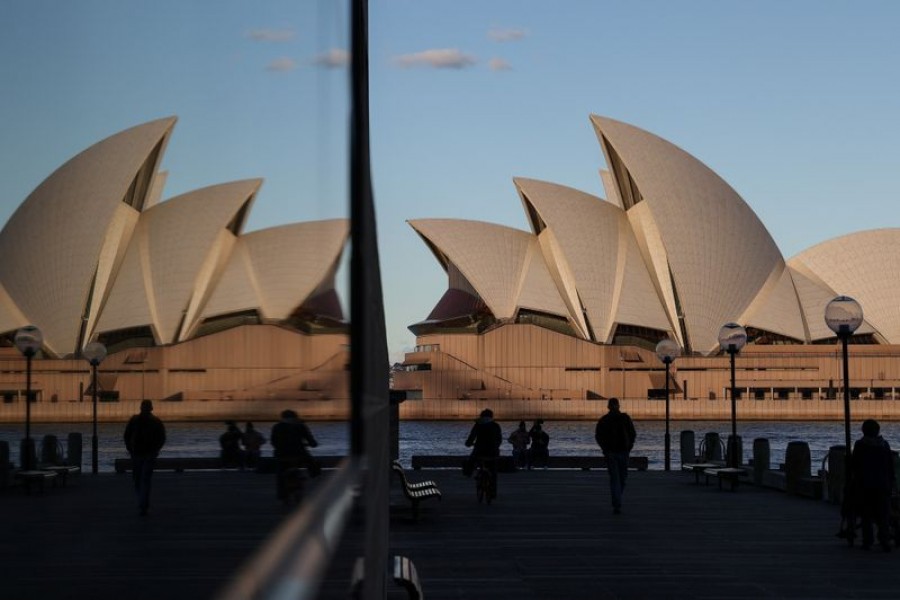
[[474, 457, 497, 504]]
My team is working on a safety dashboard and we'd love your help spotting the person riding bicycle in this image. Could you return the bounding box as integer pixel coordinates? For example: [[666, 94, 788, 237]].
[[465, 408, 503, 498]]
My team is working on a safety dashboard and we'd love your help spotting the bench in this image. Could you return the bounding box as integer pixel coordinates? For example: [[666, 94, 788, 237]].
[[410, 455, 649, 471], [43, 465, 80, 487], [393, 463, 441, 520], [682, 462, 724, 485], [394, 555, 423, 600], [704, 467, 748, 491], [349, 555, 424, 599], [114, 455, 345, 473], [14, 470, 58, 494]]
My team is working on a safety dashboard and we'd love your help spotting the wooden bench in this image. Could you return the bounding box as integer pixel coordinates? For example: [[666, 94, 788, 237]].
[[349, 555, 424, 599], [43, 465, 80, 487], [114, 455, 344, 473], [394, 555, 423, 600], [14, 470, 58, 494], [393, 463, 441, 520], [410, 455, 649, 471], [704, 467, 748, 491]]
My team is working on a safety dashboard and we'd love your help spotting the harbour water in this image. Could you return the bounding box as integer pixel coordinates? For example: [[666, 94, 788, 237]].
[[1, 419, 888, 473]]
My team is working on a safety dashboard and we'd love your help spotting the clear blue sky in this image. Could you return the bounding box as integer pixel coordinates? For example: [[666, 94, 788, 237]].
[[2, 2, 900, 363]]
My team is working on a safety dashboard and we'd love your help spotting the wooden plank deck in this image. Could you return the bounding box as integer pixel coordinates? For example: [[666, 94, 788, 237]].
[[1, 468, 898, 599]]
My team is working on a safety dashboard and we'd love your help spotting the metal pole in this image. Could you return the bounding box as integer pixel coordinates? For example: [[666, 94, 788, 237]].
[[841, 332, 852, 501], [664, 358, 671, 471], [91, 362, 98, 475], [25, 352, 32, 470], [729, 347, 737, 468]]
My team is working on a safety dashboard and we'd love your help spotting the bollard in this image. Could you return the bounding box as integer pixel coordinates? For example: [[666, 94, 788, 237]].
[[785, 441, 811, 496], [20, 438, 36, 470], [726, 434, 743, 467], [702, 432, 723, 461], [752, 438, 770, 485], [41, 434, 61, 466], [680, 430, 696, 465], [0, 441, 9, 489], [67, 432, 83, 470], [827, 445, 846, 504]]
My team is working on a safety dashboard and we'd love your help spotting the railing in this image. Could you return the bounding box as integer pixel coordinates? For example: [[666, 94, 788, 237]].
[[217, 457, 362, 600]]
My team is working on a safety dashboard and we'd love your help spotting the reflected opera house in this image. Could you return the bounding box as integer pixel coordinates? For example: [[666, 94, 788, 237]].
[[0, 117, 349, 423], [393, 115, 900, 420]]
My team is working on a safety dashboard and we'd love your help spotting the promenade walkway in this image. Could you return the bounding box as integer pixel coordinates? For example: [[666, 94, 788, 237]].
[[2, 467, 898, 599]]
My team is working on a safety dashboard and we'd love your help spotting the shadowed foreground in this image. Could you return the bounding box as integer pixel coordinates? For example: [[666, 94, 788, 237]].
[[3, 468, 899, 599]]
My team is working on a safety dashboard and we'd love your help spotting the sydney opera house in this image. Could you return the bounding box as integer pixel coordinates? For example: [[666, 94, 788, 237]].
[[0, 117, 350, 423], [393, 115, 900, 420]]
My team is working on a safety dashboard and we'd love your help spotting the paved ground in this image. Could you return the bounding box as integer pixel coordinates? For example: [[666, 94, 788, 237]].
[[3, 467, 899, 599]]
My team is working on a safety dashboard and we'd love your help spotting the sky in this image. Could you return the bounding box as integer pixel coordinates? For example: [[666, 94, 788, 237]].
[[2, 2, 900, 363]]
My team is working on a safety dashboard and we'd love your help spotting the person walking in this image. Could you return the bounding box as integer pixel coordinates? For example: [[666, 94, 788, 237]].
[[242, 422, 266, 469], [851, 419, 894, 551], [594, 398, 636, 514], [271, 410, 320, 503], [508, 421, 530, 470], [528, 420, 550, 469], [464, 408, 503, 498], [123, 400, 166, 516]]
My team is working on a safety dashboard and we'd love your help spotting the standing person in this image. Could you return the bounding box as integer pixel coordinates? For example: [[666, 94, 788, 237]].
[[595, 398, 636, 515], [271, 410, 320, 503], [851, 419, 894, 551], [464, 408, 503, 497], [123, 400, 166, 516], [508, 421, 530, 470], [242, 422, 266, 469], [528, 419, 550, 469], [219, 421, 244, 469]]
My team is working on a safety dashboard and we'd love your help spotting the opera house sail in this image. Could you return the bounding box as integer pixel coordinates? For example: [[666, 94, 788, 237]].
[[394, 115, 900, 420], [0, 118, 350, 423]]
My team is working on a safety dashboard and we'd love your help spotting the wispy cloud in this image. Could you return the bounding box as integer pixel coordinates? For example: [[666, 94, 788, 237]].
[[393, 48, 477, 69], [246, 29, 295, 43], [489, 57, 512, 71], [488, 28, 528, 42], [313, 48, 350, 68], [266, 57, 298, 72]]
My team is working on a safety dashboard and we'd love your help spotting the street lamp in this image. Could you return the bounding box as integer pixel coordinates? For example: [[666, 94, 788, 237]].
[[655, 338, 681, 471], [14, 325, 43, 470], [83, 341, 107, 475], [824, 295, 863, 503], [718, 322, 747, 468]]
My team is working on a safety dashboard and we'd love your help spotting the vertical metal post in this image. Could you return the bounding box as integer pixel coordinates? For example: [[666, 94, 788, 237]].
[[91, 362, 99, 475], [25, 352, 33, 470], [664, 358, 671, 471], [841, 331, 852, 501], [729, 347, 737, 468]]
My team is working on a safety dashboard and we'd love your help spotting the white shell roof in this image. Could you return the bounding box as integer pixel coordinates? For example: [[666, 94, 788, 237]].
[[201, 219, 349, 321], [0, 117, 176, 355], [790, 229, 898, 341], [591, 115, 784, 353], [409, 219, 568, 320], [94, 179, 261, 344]]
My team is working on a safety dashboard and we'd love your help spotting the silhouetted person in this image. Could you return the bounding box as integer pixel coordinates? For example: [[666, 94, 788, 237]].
[[219, 421, 244, 469], [465, 408, 503, 497], [528, 419, 550, 469], [271, 410, 320, 503], [595, 398, 636, 514], [123, 400, 166, 516], [242, 422, 266, 469], [508, 421, 530, 469], [852, 419, 894, 551]]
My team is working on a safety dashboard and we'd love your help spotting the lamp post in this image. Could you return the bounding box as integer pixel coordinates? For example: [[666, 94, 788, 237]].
[[824, 295, 863, 503], [655, 339, 681, 471], [718, 322, 747, 469], [83, 341, 107, 475], [14, 325, 43, 470]]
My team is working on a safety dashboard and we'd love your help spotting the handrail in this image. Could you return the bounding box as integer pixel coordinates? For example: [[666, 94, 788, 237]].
[[217, 457, 362, 600]]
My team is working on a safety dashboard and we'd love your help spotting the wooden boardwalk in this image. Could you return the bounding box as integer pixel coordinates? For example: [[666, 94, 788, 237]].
[[2, 468, 899, 599]]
